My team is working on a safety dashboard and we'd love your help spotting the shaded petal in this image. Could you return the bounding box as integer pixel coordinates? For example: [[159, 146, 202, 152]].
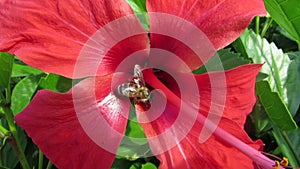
[[0, 0, 149, 78], [196, 64, 262, 128], [147, 0, 266, 68], [139, 64, 262, 168], [153, 64, 262, 128], [15, 74, 131, 169]]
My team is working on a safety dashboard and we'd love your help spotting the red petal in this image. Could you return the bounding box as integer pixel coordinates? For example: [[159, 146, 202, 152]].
[[195, 64, 262, 128], [147, 0, 266, 69], [138, 64, 262, 168], [137, 100, 263, 169], [15, 74, 131, 169], [147, 0, 266, 49], [158, 119, 263, 169], [194, 0, 266, 50], [0, 0, 149, 78]]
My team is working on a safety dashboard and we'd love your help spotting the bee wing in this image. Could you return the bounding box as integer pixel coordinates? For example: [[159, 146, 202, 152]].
[[133, 64, 146, 86], [121, 85, 138, 96], [133, 64, 143, 79]]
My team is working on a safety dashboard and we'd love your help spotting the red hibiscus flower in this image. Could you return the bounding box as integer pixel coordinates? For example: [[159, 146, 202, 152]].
[[0, 0, 277, 169]]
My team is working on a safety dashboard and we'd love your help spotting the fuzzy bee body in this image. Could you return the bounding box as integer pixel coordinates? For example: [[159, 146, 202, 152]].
[[116, 65, 150, 103], [117, 83, 138, 98]]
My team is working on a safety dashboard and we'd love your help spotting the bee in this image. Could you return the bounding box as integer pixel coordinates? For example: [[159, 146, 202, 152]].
[[115, 65, 150, 103]]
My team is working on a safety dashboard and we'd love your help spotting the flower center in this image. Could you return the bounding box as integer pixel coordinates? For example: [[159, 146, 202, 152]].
[[115, 65, 151, 104]]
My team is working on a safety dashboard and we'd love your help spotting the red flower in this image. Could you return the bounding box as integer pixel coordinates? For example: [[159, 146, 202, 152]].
[[0, 0, 275, 169]]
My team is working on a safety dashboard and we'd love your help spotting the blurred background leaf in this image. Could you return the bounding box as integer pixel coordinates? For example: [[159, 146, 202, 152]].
[[0, 53, 14, 89], [1, 126, 27, 169], [265, 0, 300, 47]]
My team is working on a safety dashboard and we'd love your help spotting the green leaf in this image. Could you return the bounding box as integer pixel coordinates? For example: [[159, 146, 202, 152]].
[[286, 129, 300, 164], [288, 51, 300, 61], [116, 105, 151, 160], [111, 158, 133, 169], [255, 72, 269, 82], [129, 162, 143, 169], [141, 163, 157, 169], [116, 145, 141, 161], [287, 52, 300, 114], [277, 26, 297, 42], [39, 74, 73, 93], [125, 119, 147, 144], [264, 0, 300, 45], [128, 162, 157, 169], [256, 81, 297, 130], [193, 49, 250, 74], [12, 63, 43, 77], [125, 105, 147, 145], [126, 0, 149, 30], [126, 0, 146, 13], [249, 102, 272, 137], [285, 62, 300, 115], [231, 37, 250, 59], [272, 128, 300, 167], [240, 29, 299, 115], [11, 74, 43, 115], [0, 53, 14, 88]]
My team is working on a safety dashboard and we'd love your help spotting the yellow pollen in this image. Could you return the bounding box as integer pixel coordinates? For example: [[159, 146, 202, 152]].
[[273, 161, 280, 169], [280, 157, 288, 167]]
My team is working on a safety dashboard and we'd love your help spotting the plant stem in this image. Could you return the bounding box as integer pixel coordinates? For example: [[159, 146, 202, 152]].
[[2, 106, 30, 169], [38, 150, 44, 169], [0, 92, 4, 101], [0, 125, 9, 138], [255, 16, 260, 34], [261, 18, 273, 37], [5, 86, 11, 105], [46, 160, 53, 169], [1, 78, 30, 169]]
